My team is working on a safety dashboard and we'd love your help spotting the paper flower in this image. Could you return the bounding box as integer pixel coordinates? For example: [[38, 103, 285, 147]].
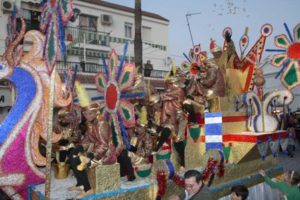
[[93, 43, 144, 149], [267, 23, 300, 90]]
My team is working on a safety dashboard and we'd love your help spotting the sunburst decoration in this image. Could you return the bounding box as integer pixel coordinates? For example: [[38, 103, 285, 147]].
[[40, 0, 74, 75], [93, 43, 145, 149], [266, 23, 300, 90], [181, 44, 207, 77]]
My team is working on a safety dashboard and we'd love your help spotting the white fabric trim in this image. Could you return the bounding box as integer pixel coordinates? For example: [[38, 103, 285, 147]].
[[205, 117, 222, 124], [205, 135, 222, 143]]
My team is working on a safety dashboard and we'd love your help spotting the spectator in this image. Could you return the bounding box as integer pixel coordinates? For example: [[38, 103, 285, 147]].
[[144, 60, 153, 77], [258, 169, 300, 200], [230, 185, 249, 200], [168, 169, 211, 200]]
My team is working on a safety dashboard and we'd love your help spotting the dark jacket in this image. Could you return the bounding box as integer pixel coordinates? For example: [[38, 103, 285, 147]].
[[179, 185, 212, 200]]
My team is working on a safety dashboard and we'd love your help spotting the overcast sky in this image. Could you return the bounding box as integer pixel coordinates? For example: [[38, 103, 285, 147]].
[[105, 0, 299, 67]]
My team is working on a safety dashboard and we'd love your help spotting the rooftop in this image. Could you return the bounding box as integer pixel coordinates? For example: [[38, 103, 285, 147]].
[[80, 0, 169, 22]]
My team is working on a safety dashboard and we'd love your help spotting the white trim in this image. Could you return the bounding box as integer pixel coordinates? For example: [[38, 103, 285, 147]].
[[205, 117, 222, 124], [205, 135, 222, 143]]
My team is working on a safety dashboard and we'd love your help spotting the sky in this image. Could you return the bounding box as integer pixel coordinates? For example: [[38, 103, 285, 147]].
[[105, 0, 299, 70]]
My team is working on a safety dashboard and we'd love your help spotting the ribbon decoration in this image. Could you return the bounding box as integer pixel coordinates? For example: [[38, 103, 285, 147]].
[[205, 112, 223, 151], [189, 125, 201, 142], [223, 143, 232, 162], [257, 140, 269, 160]]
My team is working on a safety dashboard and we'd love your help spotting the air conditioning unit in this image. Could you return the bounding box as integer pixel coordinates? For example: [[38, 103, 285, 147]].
[[101, 14, 112, 25], [2, 0, 13, 12]]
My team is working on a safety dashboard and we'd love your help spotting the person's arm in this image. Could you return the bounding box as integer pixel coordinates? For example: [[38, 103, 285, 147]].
[[259, 169, 290, 193], [263, 176, 291, 192]]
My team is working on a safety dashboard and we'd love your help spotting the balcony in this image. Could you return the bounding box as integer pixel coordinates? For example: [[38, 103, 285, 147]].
[[56, 61, 167, 78], [65, 26, 167, 51], [56, 61, 103, 73], [65, 26, 112, 48]]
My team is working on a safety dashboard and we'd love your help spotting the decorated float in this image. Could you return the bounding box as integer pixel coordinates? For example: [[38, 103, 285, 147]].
[[1, 1, 300, 200]]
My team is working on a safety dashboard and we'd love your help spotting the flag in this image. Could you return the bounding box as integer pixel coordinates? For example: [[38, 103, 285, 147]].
[[205, 112, 223, 150]]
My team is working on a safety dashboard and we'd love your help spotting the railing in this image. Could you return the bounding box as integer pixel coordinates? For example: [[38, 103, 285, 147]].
[[56, 61, 103, 73], [56, 61, 167, 79], [65, 26, 111, 47], [146, 69, 168, 79], [65, 26, 167, 51]]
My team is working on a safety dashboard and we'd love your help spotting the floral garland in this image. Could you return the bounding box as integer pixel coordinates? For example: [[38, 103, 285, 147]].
[[172, 174, 185, 187], [202, 156, 225, 187], [156, 170, 167, 200]]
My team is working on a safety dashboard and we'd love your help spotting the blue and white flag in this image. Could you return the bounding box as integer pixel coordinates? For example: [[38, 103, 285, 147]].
[[205, 112, 223, 150]]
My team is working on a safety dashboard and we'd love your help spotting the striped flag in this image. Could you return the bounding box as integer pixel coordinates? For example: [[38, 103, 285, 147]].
[[205, 112, 223, 150]]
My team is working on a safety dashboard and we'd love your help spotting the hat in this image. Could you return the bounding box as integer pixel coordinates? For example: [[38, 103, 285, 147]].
[[75, 81, 99, 112], [210, 38, 221, 53], [82, 102, 100, 112], [58, 108, 72, 117]]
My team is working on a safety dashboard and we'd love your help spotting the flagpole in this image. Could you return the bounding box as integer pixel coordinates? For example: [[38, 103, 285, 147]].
[[44, 68, 56, 199]]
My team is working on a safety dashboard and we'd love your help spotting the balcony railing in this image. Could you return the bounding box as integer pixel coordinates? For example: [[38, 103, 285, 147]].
[[56, 61, 103, 73], [65, 26, 167, 51], [147, 69, 168, 79], [65, 26, 111, 47], [56, 61, 167, 79]]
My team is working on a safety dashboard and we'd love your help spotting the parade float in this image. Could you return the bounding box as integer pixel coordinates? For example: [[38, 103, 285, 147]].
[[1, 1, 300, 200]]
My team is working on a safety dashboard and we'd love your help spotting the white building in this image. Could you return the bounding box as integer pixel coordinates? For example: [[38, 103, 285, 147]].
[[0, 0, 169, 103], [0, 0, 170, 73]]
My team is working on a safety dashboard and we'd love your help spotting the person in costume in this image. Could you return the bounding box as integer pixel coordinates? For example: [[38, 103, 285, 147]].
[[80, 102, 117, 164], [54, 108, 82, 145], [149, 73, 188, 169], [258, 169, 300, 200], [210, 31, 236, 72], [53, 108, 81, 179], [75, 81, 136, 181], [68, 145, 94, 198], [199, 60, 226, 112], [209, 34, 243, 97], [160, 76, 186, 126], [126, 115, 153, 178]]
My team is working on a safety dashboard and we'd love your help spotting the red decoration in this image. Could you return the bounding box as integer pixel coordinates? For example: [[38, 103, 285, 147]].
[[287, 43, 300, 59], [172, 174, 185, 187], [202, 158, 218, 181], [106, 83, 118, 110], [157, 170, 167, 198]]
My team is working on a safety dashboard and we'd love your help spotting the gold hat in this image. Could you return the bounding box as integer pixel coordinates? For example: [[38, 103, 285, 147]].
[[75, 81, 100, 112], [81, 102, 100, 112], [58, 108, 71, 117]]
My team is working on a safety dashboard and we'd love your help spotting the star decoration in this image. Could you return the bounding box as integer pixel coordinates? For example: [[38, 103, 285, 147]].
[[93, 43, 145, 149], [267, 23, 300, 90]]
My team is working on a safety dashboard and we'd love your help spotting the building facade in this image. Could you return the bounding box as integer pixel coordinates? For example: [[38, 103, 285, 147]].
[[0, 0, 169, 111], [0, 0, 170, 71]]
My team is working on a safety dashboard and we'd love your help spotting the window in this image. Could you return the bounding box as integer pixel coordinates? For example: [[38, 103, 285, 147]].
[[18, 9, 41, 32], [79, 14, 97, 32], [125, 22, 133, 38], [142, 26, 151, 41]]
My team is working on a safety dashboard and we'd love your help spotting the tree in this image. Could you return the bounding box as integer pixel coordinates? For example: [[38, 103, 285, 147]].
[[134, 0, 143, 73]]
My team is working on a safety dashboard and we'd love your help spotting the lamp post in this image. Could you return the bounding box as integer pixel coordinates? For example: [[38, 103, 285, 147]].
[[186, 12, 201, 47]]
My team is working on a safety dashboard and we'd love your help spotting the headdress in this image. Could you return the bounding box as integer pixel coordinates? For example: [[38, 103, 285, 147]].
[[75, 81, 99, 112], [210, 38, 222, 53]]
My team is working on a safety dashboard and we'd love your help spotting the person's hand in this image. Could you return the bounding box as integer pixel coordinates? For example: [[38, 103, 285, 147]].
[[258, 169, 266, 177], [168, 195, 180, 200]]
